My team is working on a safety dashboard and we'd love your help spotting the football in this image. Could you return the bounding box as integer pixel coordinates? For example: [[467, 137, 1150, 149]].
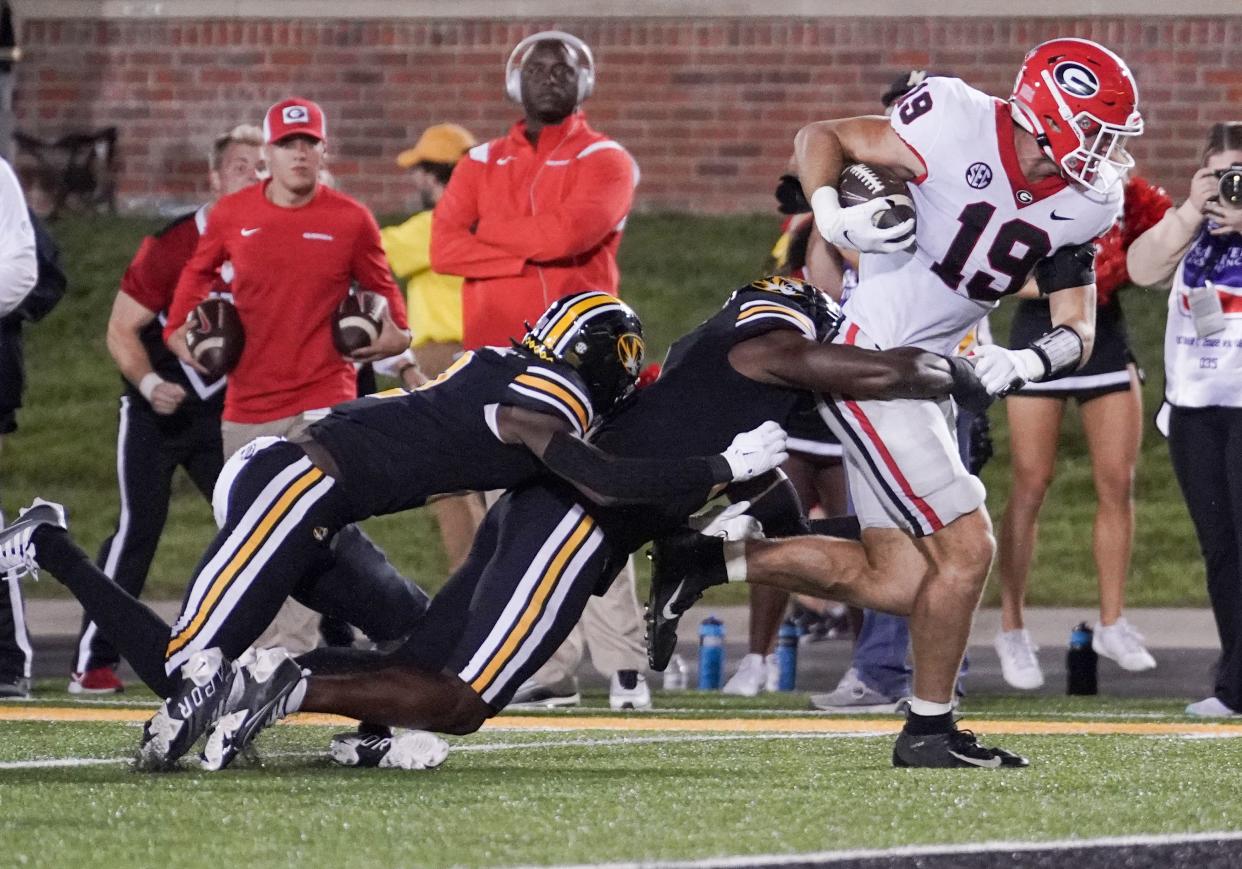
[[185, 296, 244, 381], [838, 162, 917, 247], [332, 290, 389, 355]]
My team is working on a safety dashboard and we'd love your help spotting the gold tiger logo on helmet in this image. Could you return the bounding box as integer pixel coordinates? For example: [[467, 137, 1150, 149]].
[[749, 275, 808, 296], [616, 332, 645, 378]]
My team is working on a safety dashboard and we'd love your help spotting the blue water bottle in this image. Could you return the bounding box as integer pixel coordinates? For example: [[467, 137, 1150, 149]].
[[698, 616, 725, 690], [1067, 622, 1098, 695], [775, 618, 800, 691]]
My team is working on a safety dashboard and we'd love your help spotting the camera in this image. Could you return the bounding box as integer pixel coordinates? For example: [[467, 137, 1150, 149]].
[[1216, 163, 1242, 208]]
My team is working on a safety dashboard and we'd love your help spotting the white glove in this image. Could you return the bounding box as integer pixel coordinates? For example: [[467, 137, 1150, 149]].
[[694, 500, 764, 541], [971, 344, 1048, 396], [720, 421, 789, 482], [810, 186, 916, 254]]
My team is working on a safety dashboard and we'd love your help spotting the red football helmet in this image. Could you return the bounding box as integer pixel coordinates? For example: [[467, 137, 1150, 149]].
[[1010, 38, 1143, 193]]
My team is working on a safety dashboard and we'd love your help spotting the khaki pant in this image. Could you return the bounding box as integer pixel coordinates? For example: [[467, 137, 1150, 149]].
[[221, 410, 329, 656], [531, 557, 647, 684]]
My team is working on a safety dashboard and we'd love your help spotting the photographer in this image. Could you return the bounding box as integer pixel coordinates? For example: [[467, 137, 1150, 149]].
[[1128, 122, 1242, 717]]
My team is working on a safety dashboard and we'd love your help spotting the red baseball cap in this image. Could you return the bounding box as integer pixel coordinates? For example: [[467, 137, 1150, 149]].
[[263, 97, 327, 144]]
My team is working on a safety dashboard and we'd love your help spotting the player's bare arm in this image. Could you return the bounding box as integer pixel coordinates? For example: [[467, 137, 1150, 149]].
[[496, 404, 789, 507], [794, 117, 924, 255], [726, 329, 991, 412], [107, 292, 188, 415]]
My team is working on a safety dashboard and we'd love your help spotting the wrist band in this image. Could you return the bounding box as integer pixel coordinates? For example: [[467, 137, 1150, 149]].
[[1027, 326, 1083, 380], [138, 372, 165, 402]]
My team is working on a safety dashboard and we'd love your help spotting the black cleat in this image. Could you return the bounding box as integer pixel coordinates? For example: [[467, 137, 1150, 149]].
[[892, 728, 1029, 769], [137, 647, 235, 771], [328, 729, 449, 770], [645, 527, 729, 671], [200, 647, 306, 771], [0, 499, 67, 580]]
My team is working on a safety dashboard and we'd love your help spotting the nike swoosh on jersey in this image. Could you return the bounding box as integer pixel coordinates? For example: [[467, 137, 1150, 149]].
[[497, 156, 515, 165], [949, 749, 1002, 768], [1049, 211, 1074, 221], [661, 580, 687, 621], [240, 227, 261, 236]]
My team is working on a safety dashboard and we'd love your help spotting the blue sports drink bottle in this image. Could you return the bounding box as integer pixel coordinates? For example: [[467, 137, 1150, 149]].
[[775, 618, 800, 691], [698, 616, 725, 690]]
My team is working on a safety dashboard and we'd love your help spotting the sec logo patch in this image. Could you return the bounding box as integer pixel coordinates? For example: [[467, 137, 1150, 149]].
[[965, 162, 993, 189]]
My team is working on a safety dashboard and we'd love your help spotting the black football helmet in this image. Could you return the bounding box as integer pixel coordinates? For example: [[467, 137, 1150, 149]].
[[741, 276, 843, 343], [519, 290, 646, 413]]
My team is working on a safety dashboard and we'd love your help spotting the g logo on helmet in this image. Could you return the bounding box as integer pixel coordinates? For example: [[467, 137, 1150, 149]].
[[1052, 62, 1100, 98], [282, 105, 310, 125], [616, 333, 645, 378]]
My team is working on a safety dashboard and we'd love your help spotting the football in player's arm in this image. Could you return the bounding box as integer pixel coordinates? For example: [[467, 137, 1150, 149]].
[[793, 87, 1108, 397]]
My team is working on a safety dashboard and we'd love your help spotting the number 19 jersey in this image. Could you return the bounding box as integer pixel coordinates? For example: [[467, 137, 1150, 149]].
[[845, 76, 1122, 354]]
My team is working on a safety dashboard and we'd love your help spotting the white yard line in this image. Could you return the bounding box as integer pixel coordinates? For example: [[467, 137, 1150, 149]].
[[529, 830, 1242, 869]]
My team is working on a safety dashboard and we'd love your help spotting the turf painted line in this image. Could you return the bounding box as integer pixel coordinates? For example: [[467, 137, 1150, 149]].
[[3, 706, 1242, 737], [530, 830, 1242, 869]]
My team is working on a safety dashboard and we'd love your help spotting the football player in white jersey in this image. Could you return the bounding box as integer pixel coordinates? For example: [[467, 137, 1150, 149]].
[[671, 39, 1144, 767]]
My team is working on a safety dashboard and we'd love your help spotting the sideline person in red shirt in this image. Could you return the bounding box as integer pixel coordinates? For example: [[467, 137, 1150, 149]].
[[434, 31, 650, 711], [69, 124, 263, 696], [165, 97, 411, 654], [430, 32, 637, 350]]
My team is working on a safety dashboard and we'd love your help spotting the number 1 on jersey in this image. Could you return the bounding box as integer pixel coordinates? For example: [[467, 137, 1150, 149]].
[[930, 202, 1052, 301]]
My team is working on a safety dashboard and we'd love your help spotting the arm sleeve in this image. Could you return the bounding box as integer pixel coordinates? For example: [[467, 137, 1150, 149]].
[[121, 235, 182, 312], [429, 158, 529, 279], [542, 431, 731, 505], [351, 208, 409, 330], [0, 160, 37, 317], [731, 288, 819, 342], [164, 217, 228, 341], [380, 213, 432, 280], [473, 147, 635, 262], [889, 77, 978, 185]]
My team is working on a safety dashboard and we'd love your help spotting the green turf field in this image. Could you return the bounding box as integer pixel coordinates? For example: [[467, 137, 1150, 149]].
[[5, 213, 1203, 606], [1, 690, 1239, 868]]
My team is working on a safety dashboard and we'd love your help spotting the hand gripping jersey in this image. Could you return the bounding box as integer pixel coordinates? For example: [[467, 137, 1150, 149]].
[[306, 347, 595, 519], [846, 76, 1122, 354], [591, 277, 842, 549]]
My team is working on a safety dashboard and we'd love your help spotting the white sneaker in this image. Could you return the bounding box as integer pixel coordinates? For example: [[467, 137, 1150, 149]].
[[1093, 618, 1157, 672], [722, 653, 773, 697], [609, 670, 651, 711], [994, 629, 1044, 690], [808, 667, 900, 713], [1185, 696, 1239, 717]]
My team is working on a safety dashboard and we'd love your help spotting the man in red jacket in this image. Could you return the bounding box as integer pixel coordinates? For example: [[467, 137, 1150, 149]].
[[166, 97, 412, 653], [430, 31, 637, 350], [433, 32, 650, 710]]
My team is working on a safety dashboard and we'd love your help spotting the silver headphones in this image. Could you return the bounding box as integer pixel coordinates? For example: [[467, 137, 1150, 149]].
[[504, 30, 596, 105]]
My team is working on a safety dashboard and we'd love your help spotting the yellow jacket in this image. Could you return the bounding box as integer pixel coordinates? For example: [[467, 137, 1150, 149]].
[[381, 210, 464, 346]]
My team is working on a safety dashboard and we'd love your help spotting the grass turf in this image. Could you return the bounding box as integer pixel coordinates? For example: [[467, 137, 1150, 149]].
[[1, 693, 1239, 868], [6, 213, 1203, 605]]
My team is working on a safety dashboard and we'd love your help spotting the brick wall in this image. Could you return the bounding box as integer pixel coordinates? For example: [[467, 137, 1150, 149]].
[[14, 16, 1242, 214]]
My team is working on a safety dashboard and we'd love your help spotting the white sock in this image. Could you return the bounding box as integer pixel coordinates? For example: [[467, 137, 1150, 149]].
[[908, 697, 953, 717], [723, 540, 747, 583]]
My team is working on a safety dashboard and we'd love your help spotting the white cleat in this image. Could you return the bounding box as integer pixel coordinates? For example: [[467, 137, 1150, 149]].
[[994, 629, 1045, 690], [1093, 618, 1157, 672], [0, 499, 67, 580]]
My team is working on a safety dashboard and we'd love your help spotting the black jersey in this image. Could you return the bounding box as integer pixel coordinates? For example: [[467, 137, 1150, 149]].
[[591, 279, 841, 549], [307, 347, 595, 519]]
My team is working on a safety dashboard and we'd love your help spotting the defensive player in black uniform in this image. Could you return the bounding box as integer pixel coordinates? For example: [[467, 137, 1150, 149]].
[[194, 277, 1017, 772], [0, 291, 788, 769]]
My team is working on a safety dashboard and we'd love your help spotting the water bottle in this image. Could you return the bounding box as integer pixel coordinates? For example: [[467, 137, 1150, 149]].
[[698, 616, 725, 690], [775, 618, 800, 691], [663, 654, 688, 691], [1067, 622, 1098, 695]]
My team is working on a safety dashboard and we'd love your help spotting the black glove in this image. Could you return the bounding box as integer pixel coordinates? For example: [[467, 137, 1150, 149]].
[[967, 410, 994, 476], [775, 174, 811, 215], [946, 355, 994, 415]]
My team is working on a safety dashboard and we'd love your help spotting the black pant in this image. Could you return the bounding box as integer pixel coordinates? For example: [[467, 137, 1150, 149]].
[[1168, 405, 1242, 710], [0, 319, 29, 682], [75, 395, 223, 673]]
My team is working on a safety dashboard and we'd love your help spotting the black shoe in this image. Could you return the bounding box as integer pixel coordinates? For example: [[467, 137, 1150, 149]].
[[200, 647, 306, 771], [645, 528, 728, 671], [0, 676, 31, 699], [506, 677, 580, 709], [892, 728, 1029, 769], [137, 648, 235, 771], [328, 729, 449, 770], [0, 499, 67, 580]]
